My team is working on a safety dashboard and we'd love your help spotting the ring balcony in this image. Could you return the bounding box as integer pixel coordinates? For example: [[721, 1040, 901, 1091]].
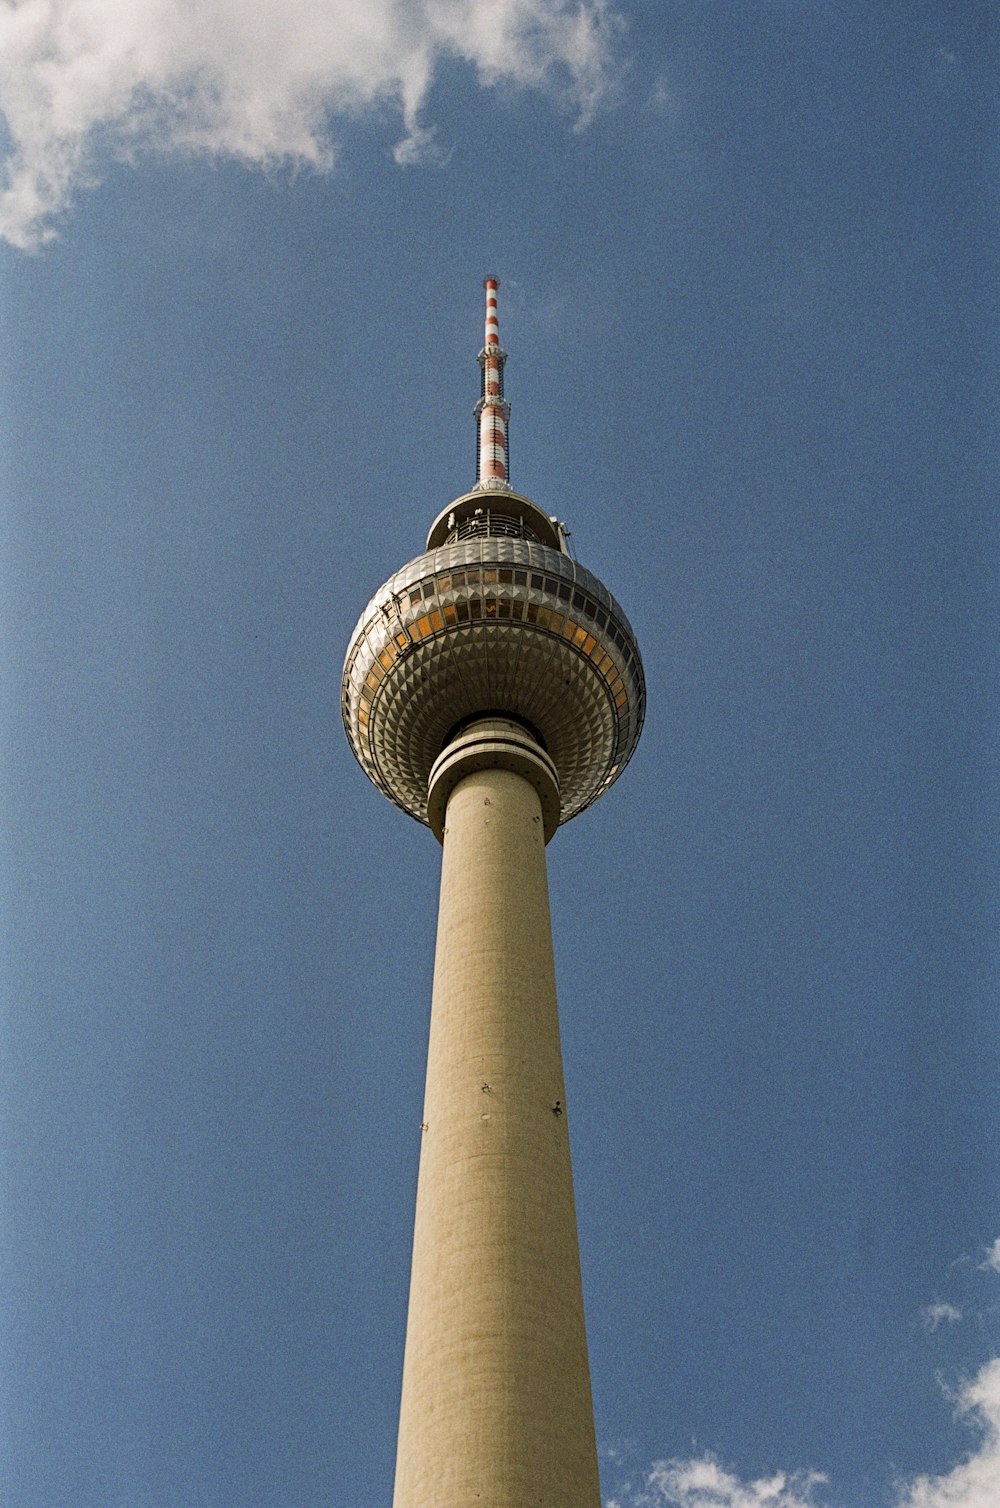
[[425, 488, 562, 550]]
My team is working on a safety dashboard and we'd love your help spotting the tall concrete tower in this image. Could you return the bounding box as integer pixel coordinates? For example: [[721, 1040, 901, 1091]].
[[342, 280, 644, 1506]]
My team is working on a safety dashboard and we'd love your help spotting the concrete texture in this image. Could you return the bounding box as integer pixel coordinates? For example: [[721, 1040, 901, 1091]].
[[393, 722, 601, 1508]]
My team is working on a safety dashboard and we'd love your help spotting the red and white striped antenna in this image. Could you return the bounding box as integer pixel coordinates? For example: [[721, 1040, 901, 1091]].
[[474, 276, 511, 489]]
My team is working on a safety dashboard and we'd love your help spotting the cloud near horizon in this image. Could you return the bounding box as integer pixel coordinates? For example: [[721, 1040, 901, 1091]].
[[607, 1239, 1000, 1508], [607, 1455, 829, 1508], [0, 0, 622, 249], [607, 1358, 1000, 1508], [895, 1358, 1000, 1508]]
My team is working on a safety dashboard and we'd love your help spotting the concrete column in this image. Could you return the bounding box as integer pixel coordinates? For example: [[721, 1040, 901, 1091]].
[[393, 720, 600, 1508]]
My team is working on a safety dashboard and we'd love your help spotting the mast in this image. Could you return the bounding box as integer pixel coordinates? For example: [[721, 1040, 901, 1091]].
[[474, 275, 511, 488]]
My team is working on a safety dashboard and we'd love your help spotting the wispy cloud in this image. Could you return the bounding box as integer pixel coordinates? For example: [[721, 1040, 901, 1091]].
[[607, 1231, 1000, 1508], [392, 121, 451, 169], [923, 1302, 963, 1331], [607, 1454, 829, 1508], [0, 0, 623, 249], [607, 1394, 1000, 1508], [895, 1358, 1000, 1508], [978, 1238, 1000, 1275]]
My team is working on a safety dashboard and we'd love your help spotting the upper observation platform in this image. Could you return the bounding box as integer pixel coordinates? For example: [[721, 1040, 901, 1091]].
[[342, 279, 644, 836]]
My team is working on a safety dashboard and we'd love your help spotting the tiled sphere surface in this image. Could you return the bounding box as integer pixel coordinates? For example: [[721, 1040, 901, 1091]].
[[342, 535, 645, 828]]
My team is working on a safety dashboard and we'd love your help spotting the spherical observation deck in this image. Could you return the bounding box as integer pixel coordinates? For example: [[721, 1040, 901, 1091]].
[[341, 489, 645, 834]]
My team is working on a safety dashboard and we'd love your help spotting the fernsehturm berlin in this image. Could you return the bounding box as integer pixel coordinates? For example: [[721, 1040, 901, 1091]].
[[342, 280, 645, 1506]]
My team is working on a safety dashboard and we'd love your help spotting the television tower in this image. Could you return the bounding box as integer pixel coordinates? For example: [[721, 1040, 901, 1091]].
[[342, 279, 644, 1507]]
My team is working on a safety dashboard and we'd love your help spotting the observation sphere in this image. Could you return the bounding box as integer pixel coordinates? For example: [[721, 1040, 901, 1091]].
[[341, 488, 645, 833]]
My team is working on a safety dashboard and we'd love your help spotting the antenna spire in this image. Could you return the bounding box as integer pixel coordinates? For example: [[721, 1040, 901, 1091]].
[[474, 276, 511, 489]]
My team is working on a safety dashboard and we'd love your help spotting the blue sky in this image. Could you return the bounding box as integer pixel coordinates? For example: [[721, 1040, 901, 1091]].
[[2, 3, 998, 1505]]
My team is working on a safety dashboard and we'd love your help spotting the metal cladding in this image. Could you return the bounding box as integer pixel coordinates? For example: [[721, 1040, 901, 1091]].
[[341, 282, 645, 835], [342, 537, 643, 828]]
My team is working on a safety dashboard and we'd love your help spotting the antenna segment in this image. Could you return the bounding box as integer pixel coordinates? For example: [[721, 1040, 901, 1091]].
[[474, 276, 511, 488]]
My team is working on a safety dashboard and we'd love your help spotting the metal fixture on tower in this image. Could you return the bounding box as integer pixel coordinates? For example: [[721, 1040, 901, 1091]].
[[342, 279, 644, 1507]]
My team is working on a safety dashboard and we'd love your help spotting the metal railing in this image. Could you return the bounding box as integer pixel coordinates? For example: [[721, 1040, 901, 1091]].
[[444, 509, 540, 544]]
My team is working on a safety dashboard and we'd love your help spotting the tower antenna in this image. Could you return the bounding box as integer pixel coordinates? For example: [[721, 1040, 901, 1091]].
[[474, 276, 511, 489]]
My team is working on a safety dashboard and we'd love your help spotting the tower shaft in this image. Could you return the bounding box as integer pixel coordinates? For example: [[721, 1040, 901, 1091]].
[[393, 721, 601, 1508]]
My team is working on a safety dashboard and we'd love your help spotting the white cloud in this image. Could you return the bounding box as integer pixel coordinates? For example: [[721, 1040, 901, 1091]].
[[924, 1303, 964, 1331], [978, 1239, 1000, 1275], [392, 121, 451, 168], [610, 1453, 829, 1508], [895, 1358, 1000, 1508], [605, 1239, 1000, 1508], [0, 0, 622, 249], [607, 1355, 1000, 1508]]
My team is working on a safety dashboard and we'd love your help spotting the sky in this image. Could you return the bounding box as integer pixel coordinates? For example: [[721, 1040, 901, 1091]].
[[1, 2, 998, 1505]]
